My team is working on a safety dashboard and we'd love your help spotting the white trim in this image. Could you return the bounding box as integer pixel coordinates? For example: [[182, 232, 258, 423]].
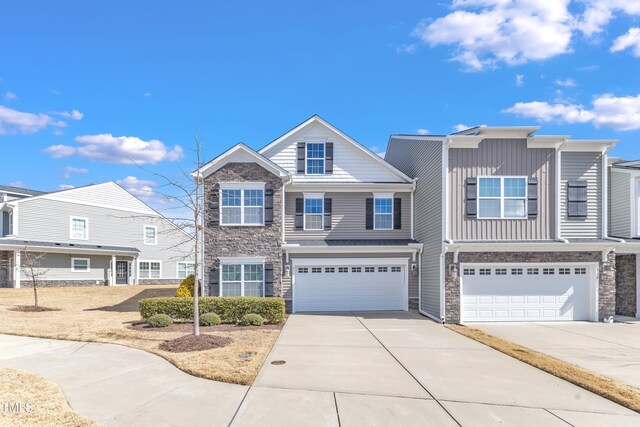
[[219, 261, 265, 297], [0, 242, 138, 256], [636, 256, 640, 318], [477, 176, 528, 219], [7, 210, 13, 236], [304, 141, 326, 175], [69, 216, 89, 240], [219, 182, 266, 189], [143, 225, 158, 245], [199, 143, 290, 179], [176, 261, 196, 279], [602, 150, 608, 240], [286, 182, 415, 193], [373, 195, 394, 231], [556, 146, 563, 240], [13, 250, 20, 288], [138, 260, 162, 279], [218, 256, 266, 263], [71, 257, 91, 273], [219, 185, 266, 226], [283, 244, 422, 254], [303, 194, 324, 231]]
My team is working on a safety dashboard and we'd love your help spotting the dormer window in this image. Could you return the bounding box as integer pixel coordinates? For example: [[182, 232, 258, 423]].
[[306, 143, 325, 174]]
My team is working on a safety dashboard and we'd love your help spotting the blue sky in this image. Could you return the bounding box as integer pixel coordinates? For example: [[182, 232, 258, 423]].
[[1, 1, 639, 211]]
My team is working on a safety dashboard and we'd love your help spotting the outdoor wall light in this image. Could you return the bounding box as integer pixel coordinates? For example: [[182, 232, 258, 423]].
[[284, 265, 291, 277]]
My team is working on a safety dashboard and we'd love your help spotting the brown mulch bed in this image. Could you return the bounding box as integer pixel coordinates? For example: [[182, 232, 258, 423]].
[[159, 334, 233, 353], [129, 322, 284, 333], [10, 305, 61, 312]]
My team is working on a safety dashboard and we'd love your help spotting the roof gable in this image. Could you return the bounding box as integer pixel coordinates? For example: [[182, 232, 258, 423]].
[[199, 143, 289, 179]]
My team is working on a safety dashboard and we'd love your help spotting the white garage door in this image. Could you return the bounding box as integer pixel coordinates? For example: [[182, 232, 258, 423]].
[[294, 261, 406, 312], [461, 264, 593, 322]]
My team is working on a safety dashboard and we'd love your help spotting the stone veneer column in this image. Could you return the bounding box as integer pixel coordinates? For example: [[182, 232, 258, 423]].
[[615, 254, 637, 317]]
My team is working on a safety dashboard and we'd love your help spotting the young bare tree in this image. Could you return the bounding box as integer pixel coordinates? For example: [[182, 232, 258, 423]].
[[20, 249, 50, 308]]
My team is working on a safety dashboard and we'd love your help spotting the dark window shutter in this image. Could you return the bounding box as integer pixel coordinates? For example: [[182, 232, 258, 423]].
[[365, 198, 374, 230], [325, 143, 334, 174], [295, 197, 304, 230], [264, 263, 274, 297], [264, 188, 274, 225], [297, 142, 306, 174], [466, 178, 477, 218], [324, 198, 332, 230], [567, 180, 588, 218], [527, 178, 538, 218], [209, 269, 220, 296], [393, 198, 402, 230], [208, 192, 220, 226]]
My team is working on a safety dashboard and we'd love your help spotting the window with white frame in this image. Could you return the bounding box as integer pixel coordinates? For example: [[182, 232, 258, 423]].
[[374, 197, 393, 230], [220, 186, 264, 225], [144, 226, 157, 245], [70, 216, 88, 240], [221, 263, 263, 297], [177, 262, 195, 279], [71, 258, 90, 272], [306, 143, 325, 174], [478, 177, 527, 219], [7, 210, 13, 235], [304, 196, 324, 230], [139, 261, 161, 279]]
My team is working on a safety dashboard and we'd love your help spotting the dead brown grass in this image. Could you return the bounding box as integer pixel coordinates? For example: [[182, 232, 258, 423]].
[[0, 367, 97, 427], [448, 325, 640, 413], [0, 286, 282, 385]]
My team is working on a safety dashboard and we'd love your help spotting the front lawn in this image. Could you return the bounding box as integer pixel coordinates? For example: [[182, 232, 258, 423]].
[[0, 286, 283, 385]]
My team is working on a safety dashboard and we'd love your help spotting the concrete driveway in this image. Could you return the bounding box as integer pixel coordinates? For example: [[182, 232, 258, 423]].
[[474, 320, 640, 389], [245, 312, 640, 426]]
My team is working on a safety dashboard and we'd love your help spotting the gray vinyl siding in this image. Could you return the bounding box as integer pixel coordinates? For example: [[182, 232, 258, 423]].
[[282, 252, 417, 300], [449, 139, 556, 241], [30, 253, 111, 281], [284, 192, 411, 240], [386, 138, 443, 319], [16, 198, 193, 279], [609, 169, 631, 238], [560, 152, 603, 239]]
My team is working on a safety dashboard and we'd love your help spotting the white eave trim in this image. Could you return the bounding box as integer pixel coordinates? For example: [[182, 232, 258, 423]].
[[445, 241, 616, 252], [199, 143, 290, 179], [286, 181, 416, 193], [561, 139, 618, 152], [0, 243, 139, 256], [445, 135, 484, 148], [283, 243, 423, 254]]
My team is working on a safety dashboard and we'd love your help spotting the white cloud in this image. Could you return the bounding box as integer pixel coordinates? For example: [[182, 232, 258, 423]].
[[9, 181, 26, 188], [503, 93, 640, 131], [516, 74, 524, 86], [555, 78, 577, 87], [53, 129, 64, 136], [396, 44, 418, 54], [143, 92, 152, 97], [62, 166, 89, 179], [412, 1, 574, 71], [4, 91, 17, 101], [51, 109, 84, 120], [115, 176, 170, 206], [453, 124, 470, 132], [57, 184, 75, 190], [0, 105, 67, 135], [43, 134, 184, 164], [50, 89, 60, 95], [369, 145, 386, 157], [611, 27, 640, 57], [417, 128, 430, 135], [577, 1, 640, 37]]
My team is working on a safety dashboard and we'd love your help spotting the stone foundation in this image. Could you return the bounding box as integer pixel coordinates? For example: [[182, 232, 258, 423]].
[[408, 298, 419, 310], [138, 279, 181, 286], [615, 254, 637, 317], [21, 280, 107, 288], [0, 251, 12, 288], [284, 299, 292, 313], [444, 251, 616, 324]]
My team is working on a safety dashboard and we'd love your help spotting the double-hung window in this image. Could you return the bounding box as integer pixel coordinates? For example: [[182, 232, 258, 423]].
[[374, 197, 393, 230], [71, 258, 90, 272], [478, 177, 527, 219], [306, 143, 325, 174], [70, 216, 88, 240], [177, 262, 195, 279], [304, 196, 323, 230], [220, 186, 264, 225], [139, 261, 161, 279], [221, 263, 263, 297], [144, 226, 157, 245]]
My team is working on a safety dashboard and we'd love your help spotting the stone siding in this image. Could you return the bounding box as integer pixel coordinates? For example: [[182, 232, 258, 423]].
[[0, 251, 12, 288], [615, 254, 637, 317], [20, 280, 107, 288], [138, 279, 181, 286], [444, 251, 616, 323], [203, 163, 284, 297]]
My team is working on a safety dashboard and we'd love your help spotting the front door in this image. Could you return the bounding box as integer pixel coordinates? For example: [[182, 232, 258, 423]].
[[116, 261, 128, 285]]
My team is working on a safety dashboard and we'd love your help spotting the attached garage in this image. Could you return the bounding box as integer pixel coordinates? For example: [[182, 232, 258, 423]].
[[460, 263, 597, 322], [292, 258, 408, 312]]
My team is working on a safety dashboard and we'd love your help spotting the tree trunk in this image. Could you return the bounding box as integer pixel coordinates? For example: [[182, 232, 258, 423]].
[[33, 284, 38, 308]]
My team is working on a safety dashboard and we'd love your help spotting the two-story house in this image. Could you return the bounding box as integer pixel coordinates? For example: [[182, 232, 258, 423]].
[[0, 182, 194, 288], [201, 115, 422, 312], [608, 159, 640, 318], [386, 126, 619, 323]]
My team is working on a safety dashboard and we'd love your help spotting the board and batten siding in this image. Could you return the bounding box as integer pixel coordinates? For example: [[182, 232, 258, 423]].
[[284, 192, 411, 240], [281, 253, 418, 301], [609, 169, 631, 238], [16, 198, 193, 279], [385, 137, 443, 319], [560, 152, 603, 239], [449, 139, 556, 241], [262, 122, 401, 183]]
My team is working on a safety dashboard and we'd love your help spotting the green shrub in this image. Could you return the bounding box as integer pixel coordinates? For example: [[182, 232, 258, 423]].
[[239, 313, 264, 326], [174, 275, 198, 297], [200, 312, 221, 326], [147, 313, 173, 328], [139, 296, 285, 324]]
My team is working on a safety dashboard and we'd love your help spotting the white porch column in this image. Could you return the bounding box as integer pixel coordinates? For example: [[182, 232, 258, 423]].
[[13, 250, 20, 288], [134, 256, 139, 285], [111, 255, 116, 286]]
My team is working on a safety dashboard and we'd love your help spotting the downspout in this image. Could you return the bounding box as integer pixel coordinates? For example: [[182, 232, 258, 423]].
[[556, 140, 569, 243]]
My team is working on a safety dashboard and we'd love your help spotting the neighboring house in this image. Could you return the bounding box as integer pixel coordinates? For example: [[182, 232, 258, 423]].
[[200, 115, 422, 312], [608, 159, 640, 318], [0, 182, 194, 288], [386, 126, 620, 323]]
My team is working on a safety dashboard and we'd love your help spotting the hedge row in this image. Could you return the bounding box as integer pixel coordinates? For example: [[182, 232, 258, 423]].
[[139, 296, 285, 324]]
